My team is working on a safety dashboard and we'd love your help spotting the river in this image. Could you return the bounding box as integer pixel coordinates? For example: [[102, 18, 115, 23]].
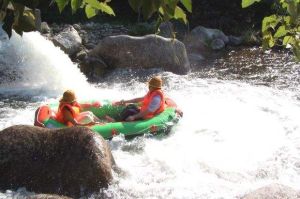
[[0, 29, 299, 199]]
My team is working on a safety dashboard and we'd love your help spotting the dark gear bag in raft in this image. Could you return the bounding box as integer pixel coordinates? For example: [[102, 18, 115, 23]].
[[120, 104, 140, 121]]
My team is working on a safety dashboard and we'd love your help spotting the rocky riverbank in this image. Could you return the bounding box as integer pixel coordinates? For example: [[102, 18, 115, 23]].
[[33, 0, 273, 81], [40, 21, 247, 80]]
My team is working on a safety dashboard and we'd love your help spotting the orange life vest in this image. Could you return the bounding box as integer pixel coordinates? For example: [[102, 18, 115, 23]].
[[56, 102, 81, 126], [140, 89, 165, 119]]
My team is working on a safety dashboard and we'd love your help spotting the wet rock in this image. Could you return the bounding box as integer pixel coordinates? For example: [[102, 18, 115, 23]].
[[242, 184, 300, 199], [185, 26, 229, 51], [75, 49, 88, 61], [72, 24, 81, 31], [211, 38, 226, 50], [85, 42, 96, 50], [228, 35, 243, 46], [40, 22, 50, 34], [192, 26, 228, 43], [0, 125, 114, 198], [34, 9, 42, 32], [88, 34, 190, 75], [79, 22, 129, 47], [52, 25, 82, 56], [188, 53, 205, 68], [78, 30, 89, 45], [80, 56, 108, 79]]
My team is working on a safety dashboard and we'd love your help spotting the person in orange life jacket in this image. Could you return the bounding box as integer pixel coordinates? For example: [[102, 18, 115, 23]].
[[116, 76, 165, 122], [56, 90, 100, 126]]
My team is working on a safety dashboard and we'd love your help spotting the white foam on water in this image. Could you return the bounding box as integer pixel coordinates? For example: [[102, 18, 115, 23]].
[[108, 77, 300, 199]]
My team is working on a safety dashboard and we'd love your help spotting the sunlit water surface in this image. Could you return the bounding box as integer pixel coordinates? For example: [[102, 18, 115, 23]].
[[0, 30, 299, 199]]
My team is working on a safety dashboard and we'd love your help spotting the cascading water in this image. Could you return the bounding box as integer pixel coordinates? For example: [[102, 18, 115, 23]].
[[0, 30, 300, 199], [0, 28, 90, 96]]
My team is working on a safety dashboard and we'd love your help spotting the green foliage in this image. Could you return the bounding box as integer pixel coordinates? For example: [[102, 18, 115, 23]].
[[0, 0, 37, 37], [55, 0, 69, 13], [242, 0, 300, 61], [274, 25, 288, 37], [0, 0, 192, 38], [83, 0, 115, 17], [85, 4, 96, 18], [180, 0, 192, 12], [71, 0, 82, 14], [174, 6, 187, 23], [128, 0, 192, 25], [55, 0, 115, 17], [241, 0, 261, 8]]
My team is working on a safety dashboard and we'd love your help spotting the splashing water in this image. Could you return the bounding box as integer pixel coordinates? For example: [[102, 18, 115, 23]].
[[0, 30, 300, 198], [0, 29, 89, 97], [106, 77, 300, 199]]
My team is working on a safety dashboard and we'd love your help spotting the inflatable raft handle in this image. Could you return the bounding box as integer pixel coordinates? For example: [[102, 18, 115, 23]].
[[34, 105, 53, 127]]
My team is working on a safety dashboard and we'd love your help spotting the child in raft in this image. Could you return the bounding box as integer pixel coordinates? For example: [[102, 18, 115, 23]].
[[56, 90, 101, 126]]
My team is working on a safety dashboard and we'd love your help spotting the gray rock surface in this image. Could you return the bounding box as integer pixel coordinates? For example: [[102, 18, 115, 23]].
[[0, 125, 114, 198], [52, 25, 82, 56], [184, 26, 229, 53], [80, 56, 108, 79], [242, 184, 300, 199], [88, 34, 190, 75], [40, 22, 50, 34], [228, 35, 244, 46], [211, 38, 226, 50]]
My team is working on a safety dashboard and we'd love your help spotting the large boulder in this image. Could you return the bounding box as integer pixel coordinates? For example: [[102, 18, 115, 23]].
[[0, 125, 114, 198], [242, 184, 300, 199], [183, 26, 231, 69], [184, 26, 229, 53], [88, 34, 190, 75], [80, 56, 108, 80], [52, 25, 82, 56]]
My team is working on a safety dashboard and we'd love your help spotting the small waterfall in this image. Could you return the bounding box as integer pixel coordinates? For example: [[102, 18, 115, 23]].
[[0, 29, 89, 97]]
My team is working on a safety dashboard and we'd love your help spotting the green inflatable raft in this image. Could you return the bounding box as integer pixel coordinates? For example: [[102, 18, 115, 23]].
[[34, 98, 181, 139]]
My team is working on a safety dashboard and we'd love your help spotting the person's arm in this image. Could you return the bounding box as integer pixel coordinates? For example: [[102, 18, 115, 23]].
[[62, 109, 80, 126], [62, 108, 95, 126]]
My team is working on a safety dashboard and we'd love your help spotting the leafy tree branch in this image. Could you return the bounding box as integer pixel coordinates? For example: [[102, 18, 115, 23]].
[[242, 0, 300, 60], [0, 0, 192, 37]]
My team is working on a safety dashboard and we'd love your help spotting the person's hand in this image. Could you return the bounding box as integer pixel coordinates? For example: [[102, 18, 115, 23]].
[[125, 116, 135, 122]]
